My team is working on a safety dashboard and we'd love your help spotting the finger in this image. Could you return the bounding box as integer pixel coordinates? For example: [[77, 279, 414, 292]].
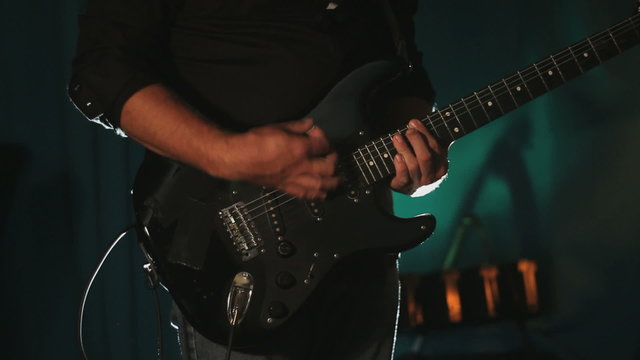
[[405, 126, 435, 184], [281, 174, 338, 200], [409, 119, 445, 157], [280, 182, 320, 200], [293, 152, 337, 178], [276, 117, 315, 134], [306, 125, 332, 155], [389, 153, 411, 191], [393, 131, 420, 183], [312, 152, 338, 176]]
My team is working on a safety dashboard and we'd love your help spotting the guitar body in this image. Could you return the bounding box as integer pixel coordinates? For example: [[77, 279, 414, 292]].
[[132, 61, 436, 349]]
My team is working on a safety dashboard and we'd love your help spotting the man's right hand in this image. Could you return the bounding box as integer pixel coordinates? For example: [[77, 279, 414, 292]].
[[222, 118, 339, 200], [121, 85, 338, 200]]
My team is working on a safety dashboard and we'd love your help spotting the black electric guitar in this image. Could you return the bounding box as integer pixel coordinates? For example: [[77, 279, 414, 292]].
[[132, 13, 639, 349]]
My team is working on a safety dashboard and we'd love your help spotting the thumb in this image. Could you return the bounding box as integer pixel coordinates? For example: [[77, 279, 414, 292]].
[[276, 118, 315, 134]]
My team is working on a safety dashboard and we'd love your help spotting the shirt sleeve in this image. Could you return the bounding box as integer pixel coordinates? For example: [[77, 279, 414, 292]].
[[68, 0, 180, 134]]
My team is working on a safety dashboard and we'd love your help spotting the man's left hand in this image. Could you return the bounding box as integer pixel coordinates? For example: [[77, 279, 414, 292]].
[[390, 119, 448, 195]]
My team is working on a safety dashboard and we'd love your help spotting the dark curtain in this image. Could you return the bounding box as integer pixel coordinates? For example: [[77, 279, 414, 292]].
[[1, 0, 177, 358], [1, 0, 638, 359]]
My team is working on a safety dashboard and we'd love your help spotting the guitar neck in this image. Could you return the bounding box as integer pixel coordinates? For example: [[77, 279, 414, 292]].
[[350, 13, 640, 187]]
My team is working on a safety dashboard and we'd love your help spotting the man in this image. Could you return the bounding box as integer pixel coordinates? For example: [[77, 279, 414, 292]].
[[69, 0, 447, 358]]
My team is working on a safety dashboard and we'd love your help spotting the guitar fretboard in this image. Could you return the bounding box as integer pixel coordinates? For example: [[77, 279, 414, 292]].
[[351, 13, 640, 186]]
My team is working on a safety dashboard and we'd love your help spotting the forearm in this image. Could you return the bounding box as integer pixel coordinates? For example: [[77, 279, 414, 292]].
[[120, 83, 235, 179]]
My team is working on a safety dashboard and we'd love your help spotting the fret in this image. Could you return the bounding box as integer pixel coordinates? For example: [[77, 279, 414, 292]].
[[585, 36, 603, 63], [537, 58, 564, 89], [470, 92, 491, 125], [570, 42, 599, 72], [614, 18, 640, 51], [500, 78, 520, 109], [592, 30, 621, 62], [608, 29, 623, 54], [459, 97, 481, 130], [504, 74, 530, 106], [380, 134, 397, 171], [356, 148, 375, 185], [487, 84, 507, 114], [437, 108, 456, 141], [425, 113, 441, 139], [532, 63, 550, 92], [363, 144, 384, 180], [555, 48, 582, 80], [447, 104, 468, 137], [371, 138, 392, 176], [567, 44, 585, 73], [475, 90, 502, 121], [515, 71, 535, 100], [549, 54, 566, 82], [520, 68, 547, 98], [352, 152, 371, 185]]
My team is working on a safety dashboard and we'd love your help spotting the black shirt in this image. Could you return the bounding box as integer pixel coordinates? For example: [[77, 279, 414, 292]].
[[69, 0, 434, 357]]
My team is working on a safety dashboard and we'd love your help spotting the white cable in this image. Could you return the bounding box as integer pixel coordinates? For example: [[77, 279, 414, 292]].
[[78, 225, 136, 360]]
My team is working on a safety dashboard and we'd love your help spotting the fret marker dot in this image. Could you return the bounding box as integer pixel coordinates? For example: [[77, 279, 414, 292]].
[[383, 154, 389, 158], [548, 70, 554, 76], [369, 161, 374, 166], [516, 86, 522, 91], [487, 101, 493, 107], [445, 112, 451, 116], [454, 127, 460, 133], [583, 52, 589, 57]]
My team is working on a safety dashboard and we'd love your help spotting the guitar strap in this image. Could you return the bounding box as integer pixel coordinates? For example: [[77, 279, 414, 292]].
[[377, 0, 413, 71]]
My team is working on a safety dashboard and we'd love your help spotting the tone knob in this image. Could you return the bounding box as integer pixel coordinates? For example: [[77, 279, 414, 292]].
[[268, 301, 289, 319], [275, 271, 296, 289], [277, 241, 296, 257]]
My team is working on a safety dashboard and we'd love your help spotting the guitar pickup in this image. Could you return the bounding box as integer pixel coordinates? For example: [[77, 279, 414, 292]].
[[263, 191, 286, 236]]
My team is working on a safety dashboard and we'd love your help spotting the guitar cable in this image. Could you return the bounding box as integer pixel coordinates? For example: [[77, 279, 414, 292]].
[[78, 224, 166, 360]]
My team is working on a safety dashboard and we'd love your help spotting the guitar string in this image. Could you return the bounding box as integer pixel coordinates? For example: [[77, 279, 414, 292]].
[[352, 15, 640, 166], [353, 15, 640, 164], [239, 15, 639, 222], [233, 15, 640, 223]]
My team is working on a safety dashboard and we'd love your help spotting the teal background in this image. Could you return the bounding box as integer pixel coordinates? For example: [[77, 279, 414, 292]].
[[1, 0, 639, 359], [394, 1, 640, 358]]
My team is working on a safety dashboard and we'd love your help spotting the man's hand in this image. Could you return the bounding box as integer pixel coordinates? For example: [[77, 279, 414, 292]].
[[390, 119, 448, 195], [121, 85, 337, 200], [223, 118, 339, 200]]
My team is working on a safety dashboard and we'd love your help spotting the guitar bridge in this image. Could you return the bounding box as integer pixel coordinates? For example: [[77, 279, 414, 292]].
[[220, 202, 263, 261]]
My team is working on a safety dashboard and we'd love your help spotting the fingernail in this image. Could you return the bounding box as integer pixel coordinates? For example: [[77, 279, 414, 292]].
[[395, 154, 403, 162]]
